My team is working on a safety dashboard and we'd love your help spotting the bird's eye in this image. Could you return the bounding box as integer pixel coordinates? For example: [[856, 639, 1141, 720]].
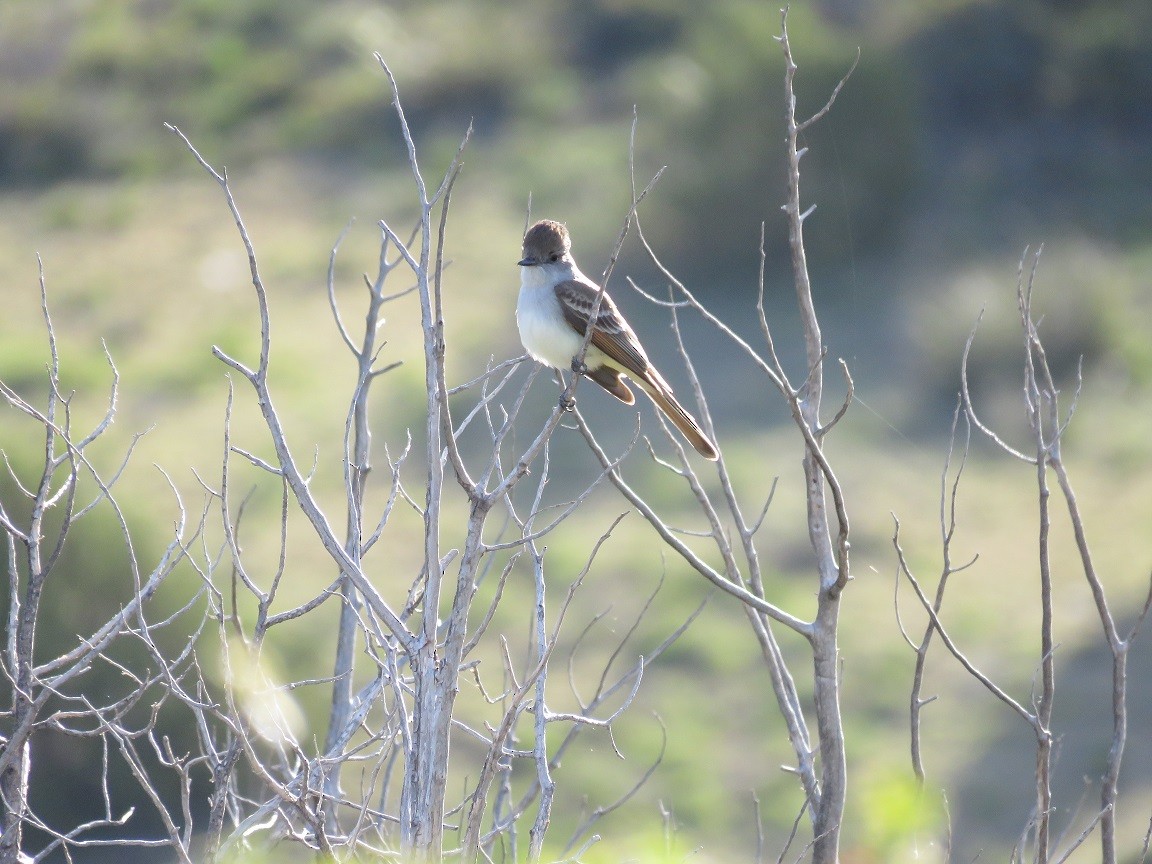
[[549, 253, 559, 262]]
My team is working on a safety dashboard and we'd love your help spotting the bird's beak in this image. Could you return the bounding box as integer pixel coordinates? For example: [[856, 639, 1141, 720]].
[[517, 255, 538, 267]]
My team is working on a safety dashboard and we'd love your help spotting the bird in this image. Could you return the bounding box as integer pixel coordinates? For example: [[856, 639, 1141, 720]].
[[515, 219, 718, 461]]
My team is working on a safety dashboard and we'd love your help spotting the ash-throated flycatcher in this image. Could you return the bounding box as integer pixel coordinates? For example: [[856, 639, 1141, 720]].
[[516, 219, 718, 460]]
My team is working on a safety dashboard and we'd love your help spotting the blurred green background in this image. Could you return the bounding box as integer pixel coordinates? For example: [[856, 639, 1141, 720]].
[[2, 0, 1152, 861]]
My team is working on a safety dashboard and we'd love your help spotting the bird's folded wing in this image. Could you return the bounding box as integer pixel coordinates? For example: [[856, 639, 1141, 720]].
[[554, 278, 650, 378]]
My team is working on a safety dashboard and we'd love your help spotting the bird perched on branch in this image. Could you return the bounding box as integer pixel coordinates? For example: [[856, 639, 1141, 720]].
[[516, 219, 718, 460]]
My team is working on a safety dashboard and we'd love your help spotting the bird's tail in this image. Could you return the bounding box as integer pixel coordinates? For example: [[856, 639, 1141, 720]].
[[639, 379, 719, 461]]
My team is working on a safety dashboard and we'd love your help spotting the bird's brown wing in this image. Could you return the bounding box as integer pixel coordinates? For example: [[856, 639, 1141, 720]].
[[554, 279, 719, 460], [553, 278, 651, 379]]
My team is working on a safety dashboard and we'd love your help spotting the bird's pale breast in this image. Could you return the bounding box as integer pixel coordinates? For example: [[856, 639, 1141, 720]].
[[516, 270, 592, 370]]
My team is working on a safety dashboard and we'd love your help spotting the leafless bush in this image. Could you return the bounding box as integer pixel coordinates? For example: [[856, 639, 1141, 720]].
[[893, 249, 1152, 864], [1, 51, 705, 864], [1, 262, 205, 862], [8, 9, 1146, 864], [574, 11, 858, 862]]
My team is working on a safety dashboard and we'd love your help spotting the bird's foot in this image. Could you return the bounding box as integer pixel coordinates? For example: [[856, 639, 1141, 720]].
[[570, 356, 588, 376]]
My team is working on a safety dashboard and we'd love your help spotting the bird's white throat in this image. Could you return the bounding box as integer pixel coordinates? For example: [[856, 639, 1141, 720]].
[[516, 264, 586, 370]]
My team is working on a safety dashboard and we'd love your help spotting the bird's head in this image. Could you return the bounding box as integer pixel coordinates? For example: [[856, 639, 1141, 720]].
[[518, 219, 571, 267]]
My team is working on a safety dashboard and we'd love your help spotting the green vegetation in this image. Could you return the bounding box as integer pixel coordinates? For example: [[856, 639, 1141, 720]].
[[2, 0, 1152, 860]]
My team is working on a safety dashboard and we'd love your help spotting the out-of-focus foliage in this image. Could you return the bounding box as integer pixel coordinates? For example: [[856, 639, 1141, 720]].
[[2, 1, 1152, 861], [3, 0, 1151, 270]]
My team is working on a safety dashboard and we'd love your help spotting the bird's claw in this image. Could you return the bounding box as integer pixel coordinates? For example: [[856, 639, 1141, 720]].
[[570, 356, 588, 376]]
